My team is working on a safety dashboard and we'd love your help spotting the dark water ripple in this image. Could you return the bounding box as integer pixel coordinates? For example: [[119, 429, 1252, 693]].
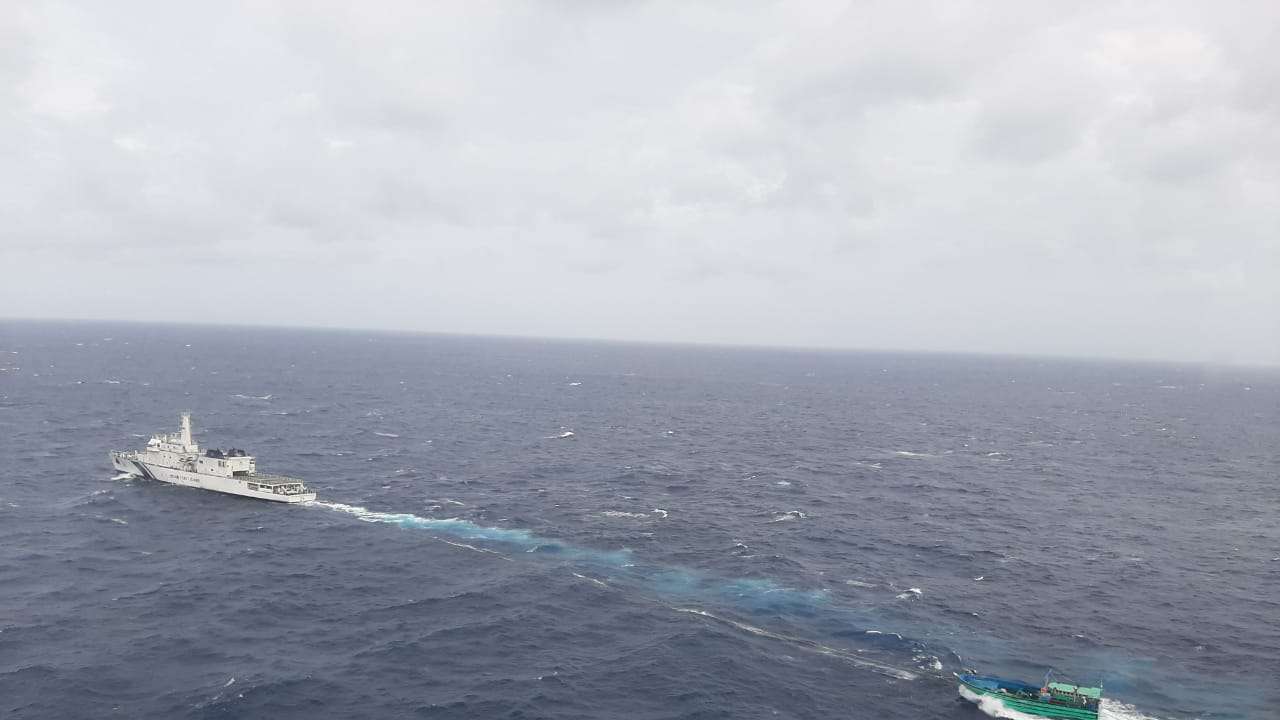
[[1, 320, 1278, 719]]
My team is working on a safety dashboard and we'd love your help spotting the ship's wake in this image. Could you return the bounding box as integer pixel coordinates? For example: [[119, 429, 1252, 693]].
[[302, 498, 1196, 717], [306, 499, 936, 680], [1099, 701, 1167, 720], [673, 607, 917, 680]]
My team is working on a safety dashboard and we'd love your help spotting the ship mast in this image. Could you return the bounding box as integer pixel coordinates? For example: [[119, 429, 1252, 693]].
[[180, 412, 193, 448]]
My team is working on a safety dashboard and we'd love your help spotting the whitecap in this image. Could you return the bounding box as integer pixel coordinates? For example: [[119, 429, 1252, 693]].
[[844, 580, 876, 588], [572, 572, 609, 588], [919, 656, 943, 671], [774, 480, 792, 486], [895, 588, 923, 600], [110, 517, 128, 525], [546, 430, 575, 439], [439, 539, 507, 558], [602, 510, 648, 519], [652, 508, 669, 519], [568, 381, 582, 386], [373, 432, 400, 438], [770, 510, 807, 522], [894, 450, 931, 458]]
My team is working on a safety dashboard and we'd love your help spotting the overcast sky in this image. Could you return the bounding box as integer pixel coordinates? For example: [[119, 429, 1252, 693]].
[[3, 1, 1278, 365]]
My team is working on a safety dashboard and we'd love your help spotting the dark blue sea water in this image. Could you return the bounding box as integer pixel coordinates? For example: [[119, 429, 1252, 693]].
[[1, 320, 1277, 719]]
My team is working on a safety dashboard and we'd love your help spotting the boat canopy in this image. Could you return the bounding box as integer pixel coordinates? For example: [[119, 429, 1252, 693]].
[[959, 675, 1041, 694], [1049, 682, 1102, 699]]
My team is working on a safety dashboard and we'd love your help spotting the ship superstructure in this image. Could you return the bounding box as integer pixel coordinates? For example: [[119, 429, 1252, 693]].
[[110, 413, 316, 503]]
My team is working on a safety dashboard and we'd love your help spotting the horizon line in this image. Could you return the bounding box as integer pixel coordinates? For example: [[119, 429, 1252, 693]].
[[2, 314, 1277, 372]]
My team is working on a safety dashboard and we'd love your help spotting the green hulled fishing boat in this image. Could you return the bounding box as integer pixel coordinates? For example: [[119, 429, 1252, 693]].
[[957, 672, 1101, 720]]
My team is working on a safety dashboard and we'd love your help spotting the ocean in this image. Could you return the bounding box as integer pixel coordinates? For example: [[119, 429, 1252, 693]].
[[1, 320, 1277, 719]]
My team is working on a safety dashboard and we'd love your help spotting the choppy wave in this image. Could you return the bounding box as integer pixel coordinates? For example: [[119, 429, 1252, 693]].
[[5, 321, 1265, 719]]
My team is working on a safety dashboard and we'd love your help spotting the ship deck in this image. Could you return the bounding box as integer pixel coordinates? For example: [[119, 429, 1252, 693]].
[[246, 473, 307, 487]]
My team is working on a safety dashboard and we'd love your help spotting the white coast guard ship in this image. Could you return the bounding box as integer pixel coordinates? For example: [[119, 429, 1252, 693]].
[[110, 413, 316, 503]]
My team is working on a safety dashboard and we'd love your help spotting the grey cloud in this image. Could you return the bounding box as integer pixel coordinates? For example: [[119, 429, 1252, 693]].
[[969, 108, 1084, 165], [779, 56, 956, 123], [2, 0, 1279, 365]]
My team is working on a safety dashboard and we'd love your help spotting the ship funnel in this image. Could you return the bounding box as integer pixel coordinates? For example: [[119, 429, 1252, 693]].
[[180, 412, 193, 446]]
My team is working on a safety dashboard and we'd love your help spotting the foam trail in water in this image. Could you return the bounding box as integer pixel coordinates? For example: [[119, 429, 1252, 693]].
[[439, 539, 511, 560], [309, 500, 944, 680], [676, 608, 917, 680], [310, 501, 835, 616], [1098, 701, 1167, 720], [312, 500, 831, 609], [310, 501, 631, 565]]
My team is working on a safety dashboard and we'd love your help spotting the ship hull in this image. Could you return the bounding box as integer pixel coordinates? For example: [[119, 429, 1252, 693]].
[[957, 676, 1098, 720], [109, 452, 316, 503]]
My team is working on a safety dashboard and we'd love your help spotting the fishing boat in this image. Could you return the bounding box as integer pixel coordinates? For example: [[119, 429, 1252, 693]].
[[957, 672, 1101, 719]]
